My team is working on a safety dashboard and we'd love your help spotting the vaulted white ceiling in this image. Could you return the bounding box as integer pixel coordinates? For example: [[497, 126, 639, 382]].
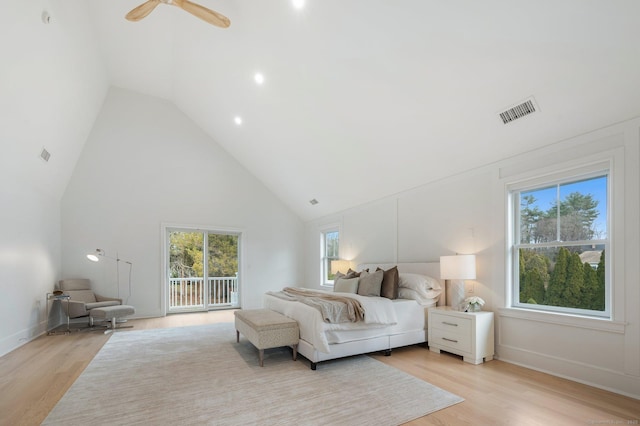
[[8, 1, 640, 221]]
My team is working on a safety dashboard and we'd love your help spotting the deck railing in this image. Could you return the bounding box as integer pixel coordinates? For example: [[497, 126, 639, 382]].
[[169, 276, 238, 310]]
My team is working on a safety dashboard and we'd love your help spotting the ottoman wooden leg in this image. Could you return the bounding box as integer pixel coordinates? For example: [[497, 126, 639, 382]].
[[236, 330, 239, 343], [292, 344, 297, 361], [259, 349, 264, 367]]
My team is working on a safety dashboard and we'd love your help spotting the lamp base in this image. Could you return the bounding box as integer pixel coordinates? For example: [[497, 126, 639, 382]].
[[447, 279, 466, 310]]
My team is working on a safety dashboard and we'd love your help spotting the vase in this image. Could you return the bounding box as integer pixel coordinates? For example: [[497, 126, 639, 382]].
[[469, 303, 481, 312]]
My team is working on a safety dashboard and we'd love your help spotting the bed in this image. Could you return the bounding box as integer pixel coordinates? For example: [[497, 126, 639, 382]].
[[263, 262, 444, 369]]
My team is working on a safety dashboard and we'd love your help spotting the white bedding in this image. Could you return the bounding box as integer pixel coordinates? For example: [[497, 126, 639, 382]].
[[264, 290, 398, 353], [324, 298, 428, 344]]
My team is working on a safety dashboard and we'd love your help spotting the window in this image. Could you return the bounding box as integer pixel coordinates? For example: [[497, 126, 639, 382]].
[[321, 227, 340, 286], [510, 169, 609, 318]]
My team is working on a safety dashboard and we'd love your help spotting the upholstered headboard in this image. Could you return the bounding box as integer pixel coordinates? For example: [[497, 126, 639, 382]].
[[357, 262, 445, 306]]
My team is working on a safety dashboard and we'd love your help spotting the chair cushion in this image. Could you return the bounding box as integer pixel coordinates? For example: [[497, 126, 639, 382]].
[[59, 279, 91, 291], [65, 289, 97, 303]]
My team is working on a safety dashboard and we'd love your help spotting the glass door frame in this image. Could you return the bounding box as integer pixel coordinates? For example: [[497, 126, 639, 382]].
[[161, 223, 243, 315]]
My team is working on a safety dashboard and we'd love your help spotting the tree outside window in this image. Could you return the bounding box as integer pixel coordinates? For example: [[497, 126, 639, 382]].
[[513, 174, 609, 317]]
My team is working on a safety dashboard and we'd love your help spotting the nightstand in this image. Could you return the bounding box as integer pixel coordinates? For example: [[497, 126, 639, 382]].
[[428, 306, 494, 364]]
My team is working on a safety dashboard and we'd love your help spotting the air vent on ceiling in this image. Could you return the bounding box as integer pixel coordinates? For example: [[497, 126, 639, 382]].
[[498, 97, 538, 125], [309, 199, 319, 205], [40, 148, 51, 162]]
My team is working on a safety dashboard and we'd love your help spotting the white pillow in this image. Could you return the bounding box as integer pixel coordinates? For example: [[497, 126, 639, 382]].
[[398, 273, 442, 298], [398, 287, 442, 302]]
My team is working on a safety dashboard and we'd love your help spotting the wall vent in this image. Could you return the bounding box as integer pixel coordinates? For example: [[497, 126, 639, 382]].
[[498, 97, 538, 124], [40, 148, 51, 162]]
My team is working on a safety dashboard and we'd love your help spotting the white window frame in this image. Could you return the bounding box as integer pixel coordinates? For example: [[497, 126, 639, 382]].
[[507, 161, 612, 319], [320, 224, 340, 287], [161, 222, 244, 315]]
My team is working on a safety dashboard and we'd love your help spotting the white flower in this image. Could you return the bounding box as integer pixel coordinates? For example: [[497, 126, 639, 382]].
[[465, 296, 485, 306]]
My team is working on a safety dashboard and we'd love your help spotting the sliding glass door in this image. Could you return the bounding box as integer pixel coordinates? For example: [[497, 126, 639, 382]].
[[167, 228, 240, 312]]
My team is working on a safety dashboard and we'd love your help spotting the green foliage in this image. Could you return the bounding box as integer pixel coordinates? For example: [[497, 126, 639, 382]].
[[582, 261, 599, 310], [519, 249, 548, 304], [519, 249, 526, 292], [517, 186, 606, 312], [170, 231, 238, 279], [208, 234, 238, 277], [562, 251, 585, 307], [520, 195, 544, 243], [520, 191, 600, 243], [170, 232, 204, 278], [521, 268, 546, 305], [546, 247, 569, 306], [595, 250, 606, 311], [557, 192, 599, 241], [519, 246, 605, 312]]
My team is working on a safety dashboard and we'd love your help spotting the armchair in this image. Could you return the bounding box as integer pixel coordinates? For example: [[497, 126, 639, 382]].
[[58, 279, 122, 322]]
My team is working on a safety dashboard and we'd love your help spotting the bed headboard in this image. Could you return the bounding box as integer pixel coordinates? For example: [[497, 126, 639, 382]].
[[357, 262, 445, 306]]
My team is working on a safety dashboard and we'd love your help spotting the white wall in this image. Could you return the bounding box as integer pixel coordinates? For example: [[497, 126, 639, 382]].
[[0, 184, 61, 356], [61, 88, 303, 317], [303, 118, 640, 399], [0, 0, 108, 355], [304, 171, 496, 307]]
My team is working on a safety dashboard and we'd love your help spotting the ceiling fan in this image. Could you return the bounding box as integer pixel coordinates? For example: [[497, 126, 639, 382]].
[[126, 0, 230, 28]]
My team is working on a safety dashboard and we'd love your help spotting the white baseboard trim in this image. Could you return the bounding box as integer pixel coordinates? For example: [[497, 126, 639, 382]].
[[497, 344, 640, 400], [0, 320, 50, 357]]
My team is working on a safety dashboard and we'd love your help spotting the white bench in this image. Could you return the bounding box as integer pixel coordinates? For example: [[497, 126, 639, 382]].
[[234, 309, 299, 367]]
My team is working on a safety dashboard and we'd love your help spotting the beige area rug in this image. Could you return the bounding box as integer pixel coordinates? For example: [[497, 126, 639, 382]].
[[43, 322, 463, 425]]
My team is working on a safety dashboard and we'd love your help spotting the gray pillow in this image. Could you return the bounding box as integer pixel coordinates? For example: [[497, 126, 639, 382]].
[[378, 266, 399, 299], [334, 277, 359, 294], [357, 270, 384, 297]]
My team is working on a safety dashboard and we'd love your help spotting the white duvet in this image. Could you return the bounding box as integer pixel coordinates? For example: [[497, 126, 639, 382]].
[[263, 289, 398, 353]]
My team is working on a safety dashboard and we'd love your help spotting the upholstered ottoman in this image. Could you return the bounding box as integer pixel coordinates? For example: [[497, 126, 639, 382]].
[[90, 305, 135, 330], [234, 309, 299, 367]]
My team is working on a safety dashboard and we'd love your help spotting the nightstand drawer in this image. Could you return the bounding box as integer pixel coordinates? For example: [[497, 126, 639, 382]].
[[430, 313, 472, 336], [430, 329, 472, 353]]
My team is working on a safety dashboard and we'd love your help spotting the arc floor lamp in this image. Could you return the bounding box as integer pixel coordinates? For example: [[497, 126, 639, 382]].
[[87, 248, 133, 303]]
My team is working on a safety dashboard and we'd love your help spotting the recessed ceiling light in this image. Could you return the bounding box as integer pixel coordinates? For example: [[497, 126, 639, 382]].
[[254, 72, 264, 85], [292, 0, 305, 10], [234, 116, 243, 125]]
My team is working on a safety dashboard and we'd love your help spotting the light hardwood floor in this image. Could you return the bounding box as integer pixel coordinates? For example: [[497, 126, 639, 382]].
[[1, 311, 638, 426]]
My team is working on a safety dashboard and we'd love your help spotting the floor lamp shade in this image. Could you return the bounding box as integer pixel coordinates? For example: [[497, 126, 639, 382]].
[[440, 254, 476, 309]]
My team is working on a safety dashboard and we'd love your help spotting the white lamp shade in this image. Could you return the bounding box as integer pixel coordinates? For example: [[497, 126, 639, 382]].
[[440, 254, 476, 280], [330, 260, 351, 275]]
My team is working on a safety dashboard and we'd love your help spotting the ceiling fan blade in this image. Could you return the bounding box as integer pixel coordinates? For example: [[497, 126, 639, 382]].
[[173, 0, 231, 28], [125, 0, 161, 22]]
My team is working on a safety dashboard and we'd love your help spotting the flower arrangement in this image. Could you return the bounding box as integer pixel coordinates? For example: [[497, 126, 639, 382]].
[[464, 296, 485, 312]]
